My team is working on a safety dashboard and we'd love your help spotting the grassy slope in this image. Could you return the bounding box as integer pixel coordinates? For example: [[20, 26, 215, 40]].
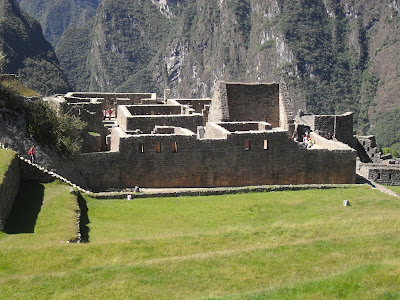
[[0, 79, 39, 97], [386, 185, 400, 195], [1, 186, 400, 298], [0, 180, 78, 298], [0, 148, 15, 184]]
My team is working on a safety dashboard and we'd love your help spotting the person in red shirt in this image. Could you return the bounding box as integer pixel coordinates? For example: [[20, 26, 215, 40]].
[[28, 145, 35, 163]]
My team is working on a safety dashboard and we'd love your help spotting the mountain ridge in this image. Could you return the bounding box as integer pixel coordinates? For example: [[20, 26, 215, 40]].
[[0, 0, 70, 95], [6, 0, 400, 149]]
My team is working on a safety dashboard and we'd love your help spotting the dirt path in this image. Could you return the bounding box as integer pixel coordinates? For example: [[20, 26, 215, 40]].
[[372, 182, 400, 198]]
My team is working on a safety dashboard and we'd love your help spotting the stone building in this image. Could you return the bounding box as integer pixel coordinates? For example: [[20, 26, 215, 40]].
[[49, 82, 357, 191], [356, 135, 400, 186]]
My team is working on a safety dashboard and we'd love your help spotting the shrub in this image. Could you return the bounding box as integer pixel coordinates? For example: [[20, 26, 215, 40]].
[[26, 101, 87, 157]]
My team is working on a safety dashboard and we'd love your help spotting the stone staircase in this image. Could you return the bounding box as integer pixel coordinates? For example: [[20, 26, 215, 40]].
[[103, 118, 117, 132], [0, 142, 91, 194], [18, 156, 91, 193]]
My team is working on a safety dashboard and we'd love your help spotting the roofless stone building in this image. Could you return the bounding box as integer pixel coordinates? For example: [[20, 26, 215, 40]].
[[48, 82, 356, 191]]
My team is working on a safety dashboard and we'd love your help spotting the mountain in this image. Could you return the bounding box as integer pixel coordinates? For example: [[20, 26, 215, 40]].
[[16, 0, 101, 47], [0, 0, 70, 95], [11, 0, 400, 149]]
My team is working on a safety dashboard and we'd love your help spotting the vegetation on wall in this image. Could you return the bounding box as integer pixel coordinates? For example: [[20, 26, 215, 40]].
[[26, 101, 86, 157], [0, 81, 86, 157]]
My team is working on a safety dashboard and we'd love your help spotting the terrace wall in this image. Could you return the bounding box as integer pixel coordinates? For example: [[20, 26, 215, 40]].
[[0, 153, 20, 231]]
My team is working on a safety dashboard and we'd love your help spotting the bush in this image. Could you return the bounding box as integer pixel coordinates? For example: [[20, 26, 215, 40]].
[[26, 101, 87, 157], [369, 107, 400, 150], [382, 147, 400, 158]]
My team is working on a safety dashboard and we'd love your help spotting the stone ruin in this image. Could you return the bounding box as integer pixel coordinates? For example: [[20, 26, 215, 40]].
[[355, 135, 400, 186], [47, 82, 358, 191]]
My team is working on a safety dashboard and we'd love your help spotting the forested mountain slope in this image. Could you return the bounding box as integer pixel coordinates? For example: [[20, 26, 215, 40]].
[[0, 0, 70, 94], [16, 0, 101, 47], [12, 0, 400, 149]]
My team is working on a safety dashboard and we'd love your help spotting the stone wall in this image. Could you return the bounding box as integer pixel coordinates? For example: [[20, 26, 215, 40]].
[[65, 92, 155, 103], [118, 105, 203, 134], [82, 132, 102, 153], [208, 81, 229, 122], [335, 112, 355, 148], [359, 164, 400, 185], [171, 99, 212, 113], [219, 122, 272, 132], [356, 135, 379, 162], [225, 83, 280, 126], [0, 153, 20, 231], [76, 130, 356, 191], [126, 105, 182, 116], [279, 82, 295, 131], [314, 113, 355, 147]]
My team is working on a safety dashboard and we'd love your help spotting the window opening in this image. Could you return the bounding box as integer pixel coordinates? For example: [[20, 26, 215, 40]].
[[245, 140, 251, 151], [156, 142, 162, 153], [172, 142, 178, 153], [138, 143, 144, 153], [264, 140, 269, 150], [377, 173, 381, 180]]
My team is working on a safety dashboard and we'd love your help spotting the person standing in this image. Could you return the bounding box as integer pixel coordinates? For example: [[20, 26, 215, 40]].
[[28, 145, 35, 163]]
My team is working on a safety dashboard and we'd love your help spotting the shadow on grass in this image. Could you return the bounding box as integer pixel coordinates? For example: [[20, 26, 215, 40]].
[[4, 180, 44, 234], [77, 193, 90, 243]]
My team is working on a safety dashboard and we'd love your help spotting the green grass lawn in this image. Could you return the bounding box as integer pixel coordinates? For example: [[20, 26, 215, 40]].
[[1, 185, 400, 299], [0, 148, 16, 184], [386, 185, 400, 195]]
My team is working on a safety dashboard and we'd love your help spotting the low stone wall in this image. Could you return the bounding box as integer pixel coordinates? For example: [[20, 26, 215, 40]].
[[89, 184, 353, 199], [310, 132, 353, 150], [126, 105, 182, 116], [65, 92, 155, 103], [0, 153, 20, 231], [125, 114, 204, 134], [170, 99, 212, 113]]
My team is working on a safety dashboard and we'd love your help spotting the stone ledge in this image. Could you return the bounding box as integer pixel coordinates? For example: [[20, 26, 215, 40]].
[[85, 184, 358, 200]]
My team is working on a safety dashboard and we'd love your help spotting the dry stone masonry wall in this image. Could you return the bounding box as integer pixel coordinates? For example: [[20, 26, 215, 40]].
[[48, 81, 358, 191], [0, 152, 20, 231]]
